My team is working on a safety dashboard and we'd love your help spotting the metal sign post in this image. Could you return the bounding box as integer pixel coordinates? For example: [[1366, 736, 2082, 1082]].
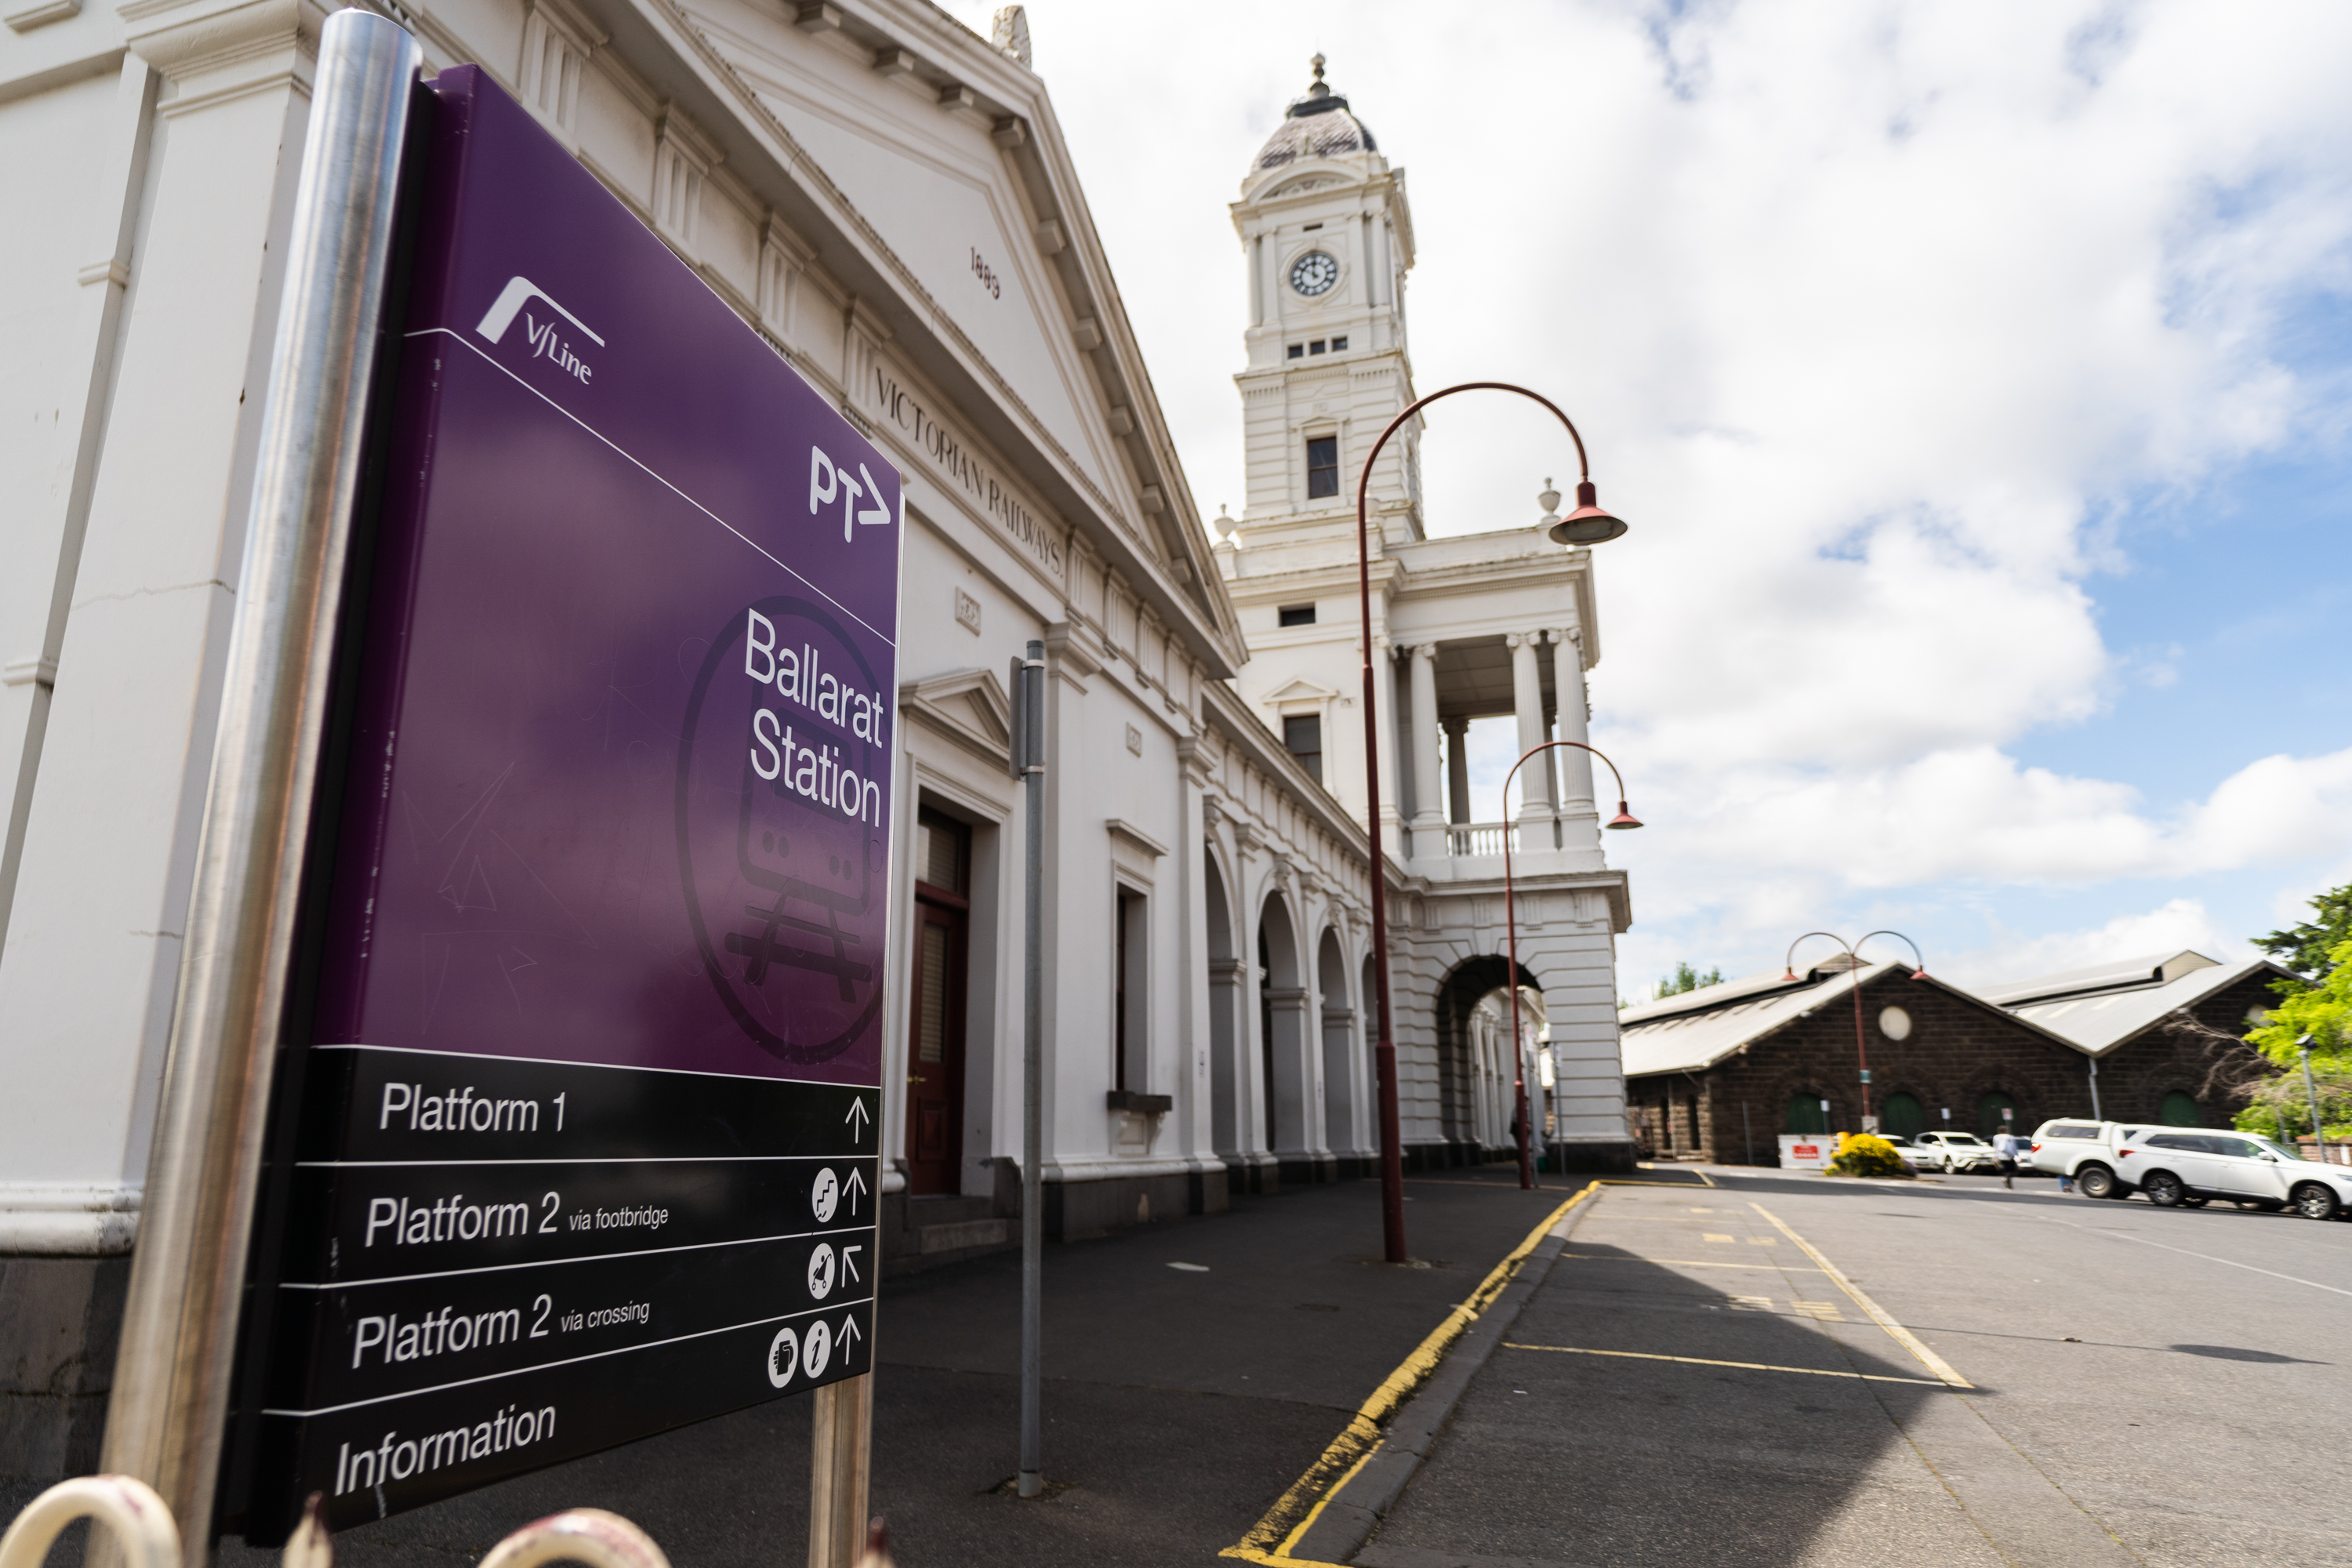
[[96, 15, 421, 1556]]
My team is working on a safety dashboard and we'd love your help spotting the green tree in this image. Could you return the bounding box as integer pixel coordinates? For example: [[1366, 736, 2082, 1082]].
[[1653, 961, 1725, 1001], [2239, 937, 2352, 1140], [2254, 884, 2352, 987]]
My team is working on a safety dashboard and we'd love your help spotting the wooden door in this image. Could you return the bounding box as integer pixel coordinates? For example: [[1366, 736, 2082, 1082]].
[[906, 811, 969, 1196]]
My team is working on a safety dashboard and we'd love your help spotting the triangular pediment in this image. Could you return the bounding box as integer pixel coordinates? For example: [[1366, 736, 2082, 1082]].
[[1264, 677, 1341, 706], [900, 666, 1011, 764]]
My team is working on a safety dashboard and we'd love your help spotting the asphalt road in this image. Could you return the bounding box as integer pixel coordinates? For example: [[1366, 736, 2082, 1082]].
[[1362, 1167, 2352, 1567], [24, 1164, 2339, 1566]]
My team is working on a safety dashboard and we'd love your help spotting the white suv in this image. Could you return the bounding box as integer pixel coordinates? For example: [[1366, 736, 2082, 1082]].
[[1905, 1131, 2003, 1173], [2122, 1130, 2352, 1219], [2025, 1120, 2148, 1197]]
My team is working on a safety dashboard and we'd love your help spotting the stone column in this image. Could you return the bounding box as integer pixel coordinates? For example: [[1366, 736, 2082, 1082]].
[[1407, 644, 1443, 858], [1372, 637, 1404, 862], [1550, 627, 1599, 845], [1443, 715, 1471, 830], [1506, 633, 1552, 833], [1174, 739, 1217, 1178]]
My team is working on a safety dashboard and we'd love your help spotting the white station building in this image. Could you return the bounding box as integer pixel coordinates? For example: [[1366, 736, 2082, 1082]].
[[0, 0, 1633, 1482]]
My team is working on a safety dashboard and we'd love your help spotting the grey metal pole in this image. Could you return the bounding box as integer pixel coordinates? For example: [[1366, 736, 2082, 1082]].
[[2087, 1056, 2102, 1121], [1017, 640, 1046, 1498], [96, 13, 419, 1558], [2299, 1039, 2328, 1163]]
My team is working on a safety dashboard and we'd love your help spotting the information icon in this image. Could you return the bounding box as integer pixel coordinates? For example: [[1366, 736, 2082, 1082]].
[[808, 1243, 836, 1301], [804, 1318, 833, 1378], [811, 1167, 839, 1224], [766, 1327, 800, 1388]]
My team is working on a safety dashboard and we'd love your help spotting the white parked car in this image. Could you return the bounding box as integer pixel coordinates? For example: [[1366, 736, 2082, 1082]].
[[2122, 1130, 2352, 1219], [2025, 1119, 2147, 1197], [1906, 1131, 2004, 1174]]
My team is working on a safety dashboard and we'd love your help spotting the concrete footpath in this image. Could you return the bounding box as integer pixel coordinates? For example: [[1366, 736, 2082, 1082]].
[[198, 1167, 1571, 1568]]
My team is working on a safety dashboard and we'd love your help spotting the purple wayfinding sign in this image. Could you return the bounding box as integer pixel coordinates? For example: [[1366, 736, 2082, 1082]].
[[233, 70, 900, 1535]]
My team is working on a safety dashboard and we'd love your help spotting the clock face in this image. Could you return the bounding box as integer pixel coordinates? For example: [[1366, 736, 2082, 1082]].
[[1289, 250, 1340, 298]]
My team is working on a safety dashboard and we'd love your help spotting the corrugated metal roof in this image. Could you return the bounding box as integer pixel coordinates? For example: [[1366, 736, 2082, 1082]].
[[2009, 956, 2284, 1057], [1621, 963, 1903, 1077], [1976, 949, 2220, 1007]]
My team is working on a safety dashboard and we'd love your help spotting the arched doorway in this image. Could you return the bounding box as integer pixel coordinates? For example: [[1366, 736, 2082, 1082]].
[[1203, 848, 1243, 1163], [1258, 891, 1307, 1167], [1435, 954, 1539, 1164], [1786, 1092, 1830, 1135], [1976, 1091, 2018, 1140], [1881, 1093, 1926, 1140], [2161, 1091, 2201, 1127], [1319, 927, 1356, 1158]]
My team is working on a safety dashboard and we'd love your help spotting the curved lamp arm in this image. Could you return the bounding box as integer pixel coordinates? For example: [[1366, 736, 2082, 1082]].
[[1497, 737, 1641, 1189], [1854, 930, 1929, 979], [1782, 931, 1855, 982]]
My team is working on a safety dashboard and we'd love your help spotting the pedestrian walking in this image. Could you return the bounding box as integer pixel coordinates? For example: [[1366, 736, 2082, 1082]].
[[2057, 1166, 2073, 1194], [1993, 1129, 2018, 1189]]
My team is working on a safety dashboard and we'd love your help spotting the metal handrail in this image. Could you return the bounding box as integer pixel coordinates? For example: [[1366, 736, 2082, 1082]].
[[0, 1481, 898, 1568], [0, 1477, 180, 1568]]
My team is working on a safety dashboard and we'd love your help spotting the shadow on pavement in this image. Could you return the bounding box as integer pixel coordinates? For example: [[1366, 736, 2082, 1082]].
[[1361, 1209, 1984, 1567]]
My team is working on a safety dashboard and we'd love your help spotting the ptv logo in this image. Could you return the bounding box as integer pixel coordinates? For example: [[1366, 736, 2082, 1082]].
[[810, 447, 891, 543], [475, 276, 603, 385]]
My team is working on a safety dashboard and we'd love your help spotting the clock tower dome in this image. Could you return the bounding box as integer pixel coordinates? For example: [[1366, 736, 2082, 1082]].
[[1229, 57, 1421, 547]]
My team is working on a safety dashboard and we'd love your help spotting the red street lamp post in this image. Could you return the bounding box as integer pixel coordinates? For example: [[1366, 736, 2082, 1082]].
[[1500, 740, 1642, 1189], [1783, 930, 1928, 1134], [1352, 383, 1630, 1263]]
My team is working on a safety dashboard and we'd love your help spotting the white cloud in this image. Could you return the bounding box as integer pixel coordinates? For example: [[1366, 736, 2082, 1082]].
[[946, 1, 2352, 969], [1931, 898, 2233, 989]]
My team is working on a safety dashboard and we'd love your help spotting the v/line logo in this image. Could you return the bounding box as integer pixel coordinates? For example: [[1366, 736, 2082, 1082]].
[[476, 276, 602, 384]]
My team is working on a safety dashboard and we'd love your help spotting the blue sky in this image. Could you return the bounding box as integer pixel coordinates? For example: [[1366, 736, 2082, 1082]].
[[944, 0, 2352, 996]]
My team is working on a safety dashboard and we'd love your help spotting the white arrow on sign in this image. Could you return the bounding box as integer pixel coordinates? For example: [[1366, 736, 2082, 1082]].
[[844, 1167, 868, 1214], [841, 1244, 863, 1283], [839, 1315, 862, 1352], [855, 464, 891, 532], [844, 1099, 870, 1141]]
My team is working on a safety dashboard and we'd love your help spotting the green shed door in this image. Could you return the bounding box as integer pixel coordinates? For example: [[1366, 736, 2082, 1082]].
[[2161, 1091, 2201, 1127], [1978, 1092, 2017, 1140], [1787, 1094, 1828, 1135], [1881, 1093, 1926, 1138]]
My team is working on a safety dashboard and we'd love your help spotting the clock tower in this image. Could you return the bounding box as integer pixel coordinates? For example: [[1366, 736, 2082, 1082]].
[[1229, 57, 1421, 548]]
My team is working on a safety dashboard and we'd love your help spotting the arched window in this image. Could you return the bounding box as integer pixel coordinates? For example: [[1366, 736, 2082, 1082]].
[[1880, 1093, 1925, 1139], [1977, 1091, 2017, 1140], [1786, 1093, 1828, 1135], [2161, 1091, 2201, 1127]]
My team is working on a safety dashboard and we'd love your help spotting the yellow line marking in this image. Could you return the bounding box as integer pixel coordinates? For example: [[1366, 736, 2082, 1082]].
[[1702, 1232, 1735, 1243], [1630, 1165, 1717, 1186], [1503, 1342, 1948, 1387], [1748, 1202, 1973, 1388], [1221, 1181, 1603, 1563], [1559, 1254, 1822, 1272]]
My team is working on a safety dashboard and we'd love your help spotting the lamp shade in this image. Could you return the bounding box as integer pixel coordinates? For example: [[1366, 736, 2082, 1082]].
[[1548, 480, 1628, 546], [1605, 800, 1642, 830]]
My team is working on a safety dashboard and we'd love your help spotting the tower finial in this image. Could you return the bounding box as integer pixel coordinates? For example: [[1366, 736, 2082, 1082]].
[[1311, 53, 1326, 84]]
